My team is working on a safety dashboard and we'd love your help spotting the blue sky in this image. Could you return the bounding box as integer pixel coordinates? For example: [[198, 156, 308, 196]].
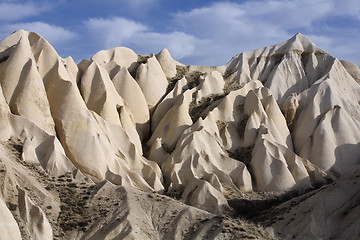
[[0, 0, 359, 66]]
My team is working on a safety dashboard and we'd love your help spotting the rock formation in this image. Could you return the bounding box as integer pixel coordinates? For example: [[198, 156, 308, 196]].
[[0, 30, 359, 239]]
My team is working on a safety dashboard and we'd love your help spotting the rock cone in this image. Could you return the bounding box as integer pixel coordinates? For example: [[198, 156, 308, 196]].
[[0, 30, 359, 239]]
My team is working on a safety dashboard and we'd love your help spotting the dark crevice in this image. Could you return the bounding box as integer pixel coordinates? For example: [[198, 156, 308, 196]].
[[161, 142, 175, 155], [0, 55, 9, 64], [227, 183, 329, 223], [227, 146, 253, 167]]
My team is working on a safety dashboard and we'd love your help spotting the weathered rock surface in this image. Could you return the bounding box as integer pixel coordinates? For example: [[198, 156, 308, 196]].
[[0, 30, 359, 239]]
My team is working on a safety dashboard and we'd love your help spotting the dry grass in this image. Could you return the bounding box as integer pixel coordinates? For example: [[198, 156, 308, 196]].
[[137, 54, 151, 64], [223, 80, 245, 94], [216, 120, 227, 132], [222, 70, 234, 80], [166, 65, 187, 93], [189, 93, 227, 123], [184, 70, 204, 91]]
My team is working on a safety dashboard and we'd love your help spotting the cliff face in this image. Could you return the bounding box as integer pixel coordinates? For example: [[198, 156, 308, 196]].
[[0, 30, 359, 239]]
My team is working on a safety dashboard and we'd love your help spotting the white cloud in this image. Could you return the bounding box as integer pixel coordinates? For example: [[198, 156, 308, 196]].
[[134, 31, 203, 60], [85, 17, 148, 48], [0, 2, 49, 22], [332, 0, 360, 19], [89, 0, 156, 6], [3, 22, 76, 46], [82, 0, 158, 16], [124, 0, 157, 7], [84, 17, 201, 60], [172, 0, 360, 65], [82, 1, 359, 66], [174, 0, 337, 42], [173, 1, 293, 65]]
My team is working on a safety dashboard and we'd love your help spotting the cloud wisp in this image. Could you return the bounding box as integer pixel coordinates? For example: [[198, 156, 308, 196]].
[[85, 17, 147, 48], [3, 22, 76, 46], [0, 2, 50, 22], [0, 0, 76, 53], [84, 17, 202, 60], [172, 0, 360, 65]]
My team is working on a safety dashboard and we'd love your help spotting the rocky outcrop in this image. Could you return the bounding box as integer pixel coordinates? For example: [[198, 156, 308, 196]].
[[0, 199, 22, 240], [267, 164, 360, 240], [0, 30, 359, 239]]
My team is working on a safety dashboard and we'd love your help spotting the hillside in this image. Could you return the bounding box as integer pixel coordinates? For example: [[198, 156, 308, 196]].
[[0, 30, 359, 239]]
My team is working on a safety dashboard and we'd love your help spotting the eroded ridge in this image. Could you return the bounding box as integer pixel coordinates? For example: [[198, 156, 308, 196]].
[[0, 30, 359, 239]]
